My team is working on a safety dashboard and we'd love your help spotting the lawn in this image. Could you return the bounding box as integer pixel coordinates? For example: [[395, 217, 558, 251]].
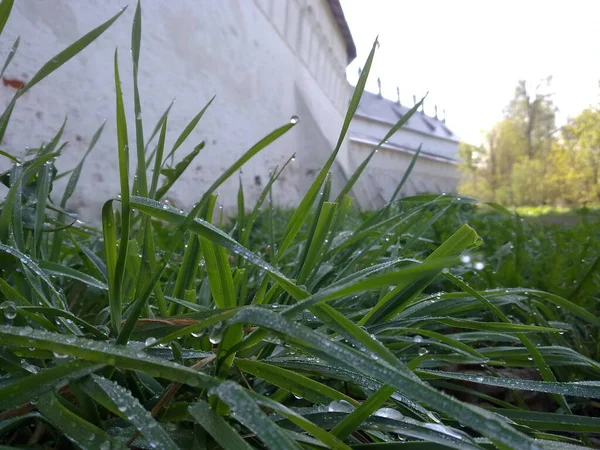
[[1, 2, 599, 449]]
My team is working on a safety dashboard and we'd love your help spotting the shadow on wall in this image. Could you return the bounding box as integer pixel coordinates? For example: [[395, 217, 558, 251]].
[[293, 84, 348, 196]]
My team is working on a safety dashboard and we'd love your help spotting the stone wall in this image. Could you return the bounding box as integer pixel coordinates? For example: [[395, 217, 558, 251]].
[[0, 0, 351, 222]]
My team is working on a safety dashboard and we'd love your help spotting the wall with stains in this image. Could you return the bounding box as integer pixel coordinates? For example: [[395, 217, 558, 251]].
[[0, 0, 352, 222]]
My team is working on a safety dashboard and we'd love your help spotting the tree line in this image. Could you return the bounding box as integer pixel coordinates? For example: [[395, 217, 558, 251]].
[[458, 77, 600, 207]]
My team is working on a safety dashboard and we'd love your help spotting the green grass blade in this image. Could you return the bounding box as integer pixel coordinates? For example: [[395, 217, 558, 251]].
[[129, 197, 307, 300], [228, 307, 538, 449], [360, 224, 481, 325], [131, 0, 148, 198], [390, 144, 422, 203], [86, 374, 180, 449], [19, 7, 126, 96], [0, 0, 13, 36], [189, 400, 254, 450], [35, 393, 123, 450], [0, 325, 219, 388], [0, 92, 17, 146], [419, 369, 600, 398], [61, 121, 105, 207], [112, 49, 131, 330], [145, 100, 174, 157], [149, 118, 168, 198], [210, 381, 302, 449], [274, 38, 378, 263], [33, 159, 52, 256], [330, 385, 395, 439], [239, 156, 294, 249], [156, 142, 204, 200], [0, 360, 101, 411], [0, 36, 19, 79], [199, 122, 296, 208], [235, 358, 357, 405], [38, 260, 108, 290], [163, 96, 214, 163], [50, 120, 105, 261], [102, 200, 119, 331], [39, 116, 66, 156]]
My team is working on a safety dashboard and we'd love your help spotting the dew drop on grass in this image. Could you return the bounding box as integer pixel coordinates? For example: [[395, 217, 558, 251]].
[[413, 335, 423, 343], [418, 347, 428, 356], [474, 262, 485, 270], [289, 115, 300, 124], [475, 376, 484, 382], [328, 399, 355, 413], [53, 352, 68, 359], [374, 407, 403, 420], [460, 255, 471, 264], [19, 326, 33, 336], [2, 302, 17, 320], [145, 337, 157, 346], [209, 322, 224, 345]]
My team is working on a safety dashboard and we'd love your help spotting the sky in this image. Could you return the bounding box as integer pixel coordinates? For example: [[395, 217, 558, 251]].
[[340, 0, 600, 145]]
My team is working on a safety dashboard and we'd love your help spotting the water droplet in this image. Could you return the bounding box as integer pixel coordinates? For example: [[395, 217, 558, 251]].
[[460, 255, 471, 264], [209, 322, 224, 345], [474, 262, 485, 270], [328, 400, 355, 413], [18, 326, 33, 336], [374, 407, 403, 420], [2, 302, 17, 320], [475, 376, 484, 382], [527, 356, 533, 361], [413, 335, 423, 343], [191, 331, 203, 338], [418, 347, 428, 356], [289, 115, 300, 124], [53, 352, 68, 359], [145, 337, 157, 346]]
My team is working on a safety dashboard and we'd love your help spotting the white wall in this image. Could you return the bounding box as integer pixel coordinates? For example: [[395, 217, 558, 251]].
[[0, 0, 351, 223]]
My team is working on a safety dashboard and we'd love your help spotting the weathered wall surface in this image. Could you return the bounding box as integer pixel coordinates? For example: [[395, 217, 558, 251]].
[[0, 0, 351, 222]]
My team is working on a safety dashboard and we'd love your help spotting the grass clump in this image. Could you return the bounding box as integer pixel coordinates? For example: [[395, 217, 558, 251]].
[[1, 2, 599, 449]]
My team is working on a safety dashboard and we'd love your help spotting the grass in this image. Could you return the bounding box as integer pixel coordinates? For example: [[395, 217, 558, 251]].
[[1, 2, 599, 449]]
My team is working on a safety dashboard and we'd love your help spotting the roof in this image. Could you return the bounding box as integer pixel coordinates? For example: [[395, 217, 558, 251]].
[[355, 90, 461, 143], [326, 0, 357, 64]]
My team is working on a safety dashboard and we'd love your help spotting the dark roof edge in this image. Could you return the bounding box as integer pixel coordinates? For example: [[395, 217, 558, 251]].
[[326, 0, 357, 64]]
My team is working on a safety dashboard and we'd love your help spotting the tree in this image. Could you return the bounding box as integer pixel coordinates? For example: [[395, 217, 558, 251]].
[[505, 77, 557, 160], [561, 107, 600, 202], [458, 78, 563, 206]]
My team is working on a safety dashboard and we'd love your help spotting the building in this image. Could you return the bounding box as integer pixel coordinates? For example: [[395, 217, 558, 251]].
[[0, 0, 459, 222], [347, 90, 460, 208]]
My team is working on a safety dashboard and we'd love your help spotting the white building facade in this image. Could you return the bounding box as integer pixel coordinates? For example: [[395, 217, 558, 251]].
[[0, 0, 458, 221]]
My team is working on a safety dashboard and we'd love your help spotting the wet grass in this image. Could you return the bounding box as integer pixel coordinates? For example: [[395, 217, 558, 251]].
[[0, 1, 599, 449]]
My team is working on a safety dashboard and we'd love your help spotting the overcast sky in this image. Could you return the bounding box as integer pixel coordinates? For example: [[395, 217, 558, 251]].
[[340, 0, 600, 144]]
